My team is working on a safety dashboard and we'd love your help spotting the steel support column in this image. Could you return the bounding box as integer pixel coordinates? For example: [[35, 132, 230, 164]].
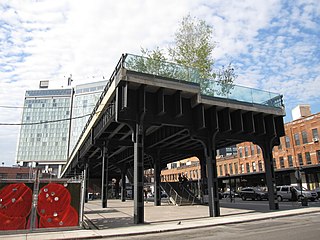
[[134, 123, 144, 224], [205, 137, 220, 217], [261, 141, 279, 210], [101, 144, 108, 208], [154, 152, 161, 206]]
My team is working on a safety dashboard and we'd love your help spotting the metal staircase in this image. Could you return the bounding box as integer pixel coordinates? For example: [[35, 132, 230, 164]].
[[160, 182, 201, 206]]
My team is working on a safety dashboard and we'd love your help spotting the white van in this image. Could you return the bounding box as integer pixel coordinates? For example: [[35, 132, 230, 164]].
[[276, 185, 318, 202]]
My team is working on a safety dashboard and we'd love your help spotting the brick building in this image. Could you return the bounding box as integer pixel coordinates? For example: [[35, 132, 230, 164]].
[[0, 166, 31, 179], [160, 106, 320, 190]]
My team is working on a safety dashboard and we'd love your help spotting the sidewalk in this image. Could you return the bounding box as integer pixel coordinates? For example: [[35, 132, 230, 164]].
[[3, 199, 320, 240]]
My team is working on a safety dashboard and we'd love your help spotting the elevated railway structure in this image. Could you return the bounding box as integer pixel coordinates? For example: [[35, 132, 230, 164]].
[[61, 54, 285, 224]]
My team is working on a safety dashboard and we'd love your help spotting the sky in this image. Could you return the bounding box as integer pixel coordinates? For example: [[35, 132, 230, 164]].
[[0, 0, 319, 166]]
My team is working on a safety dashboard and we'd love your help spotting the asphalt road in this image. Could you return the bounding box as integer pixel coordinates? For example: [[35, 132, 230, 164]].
[[219, 197, 320, 212], [106, 212, 320, 240]]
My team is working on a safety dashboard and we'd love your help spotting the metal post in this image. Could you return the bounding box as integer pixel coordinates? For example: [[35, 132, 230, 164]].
[[154, 153, 161, 206], [29, 169, 40, 230], [84, 163, 89, 203], [134, 123, 144, 224], [101, 144, 108, 208], [79, 171, 86, 227]]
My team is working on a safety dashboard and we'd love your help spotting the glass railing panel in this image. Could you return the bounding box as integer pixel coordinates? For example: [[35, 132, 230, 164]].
[[124, 54, 283, 108]]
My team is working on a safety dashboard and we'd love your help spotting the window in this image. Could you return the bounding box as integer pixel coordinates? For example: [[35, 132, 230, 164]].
[[251, 145, 254, 155], [257, 146, 261, 154], [83, 100, 88, 108], [0, 173, 8, 179], [298, 153, 303, 166], [312, 128, 319, 139], [287, 155, 293, 167], [229, 163, 233, 175], [234, 163, 238, 174], [16, 173, 28, 179], [252, 162, 256, 172], [279, 157, 285, 168], [273, 158, 277, 169], [285, 136, 290, 148], [317, 150, 320, 163], [224, 164, 228, 175], [239, 149, 243, 158], [302, 131, 308, 144], [246, 162, 250, 173], [240, 164, 244, 173], [244, 147, 248, 157], [219, 165, 223, 176], [258, 160, 263, 172], [305, 152, 311, 164], [294, 133, 300, 146], [312, 128, 319, 138]]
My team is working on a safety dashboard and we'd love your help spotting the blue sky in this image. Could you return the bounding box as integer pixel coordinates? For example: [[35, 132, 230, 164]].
[[0, 0, 319, 166]]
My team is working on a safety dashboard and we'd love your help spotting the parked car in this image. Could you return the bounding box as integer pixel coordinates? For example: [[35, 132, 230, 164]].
[[315, 187, 320, 198], [240, 187, 268, 201], [222, 190, 239, 198], [276, 185, 318, 202]]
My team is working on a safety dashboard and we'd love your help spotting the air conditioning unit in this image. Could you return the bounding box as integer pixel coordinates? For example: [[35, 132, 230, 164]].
[[313, 137, 319, 143]]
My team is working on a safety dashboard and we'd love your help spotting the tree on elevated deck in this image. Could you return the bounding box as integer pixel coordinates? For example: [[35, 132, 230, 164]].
[[127, 15, 236, 96], [169, 15, 236, 96], [169, 14, 215, 82]]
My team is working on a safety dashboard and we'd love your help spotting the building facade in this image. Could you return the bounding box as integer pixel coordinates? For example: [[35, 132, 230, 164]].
[[161, 110, 320, 190], [16, 81, 106, 177], [69, 81, 107, 156], [16, 89, 72, 176], [0, 166, 31, 180]]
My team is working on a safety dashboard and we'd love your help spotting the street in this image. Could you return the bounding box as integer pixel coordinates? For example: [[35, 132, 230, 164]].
[[219, 196, 320, 212], [106, 212, 320, 240]]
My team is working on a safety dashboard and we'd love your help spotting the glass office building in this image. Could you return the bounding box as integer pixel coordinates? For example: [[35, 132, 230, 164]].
[[16, 89, 72, 176], [69, 81, 107, 155], [16, 81, 106, 177]]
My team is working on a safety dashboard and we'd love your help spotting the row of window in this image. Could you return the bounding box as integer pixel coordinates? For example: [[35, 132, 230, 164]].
[[237, 128, 319, 157], [218, 150, 320, 177], [218, 160, 264, 176], [279, 128, 319, 149], [274, 150, 320, 168], [17, 153, 67, 161], [238, 145, 261, 158]]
